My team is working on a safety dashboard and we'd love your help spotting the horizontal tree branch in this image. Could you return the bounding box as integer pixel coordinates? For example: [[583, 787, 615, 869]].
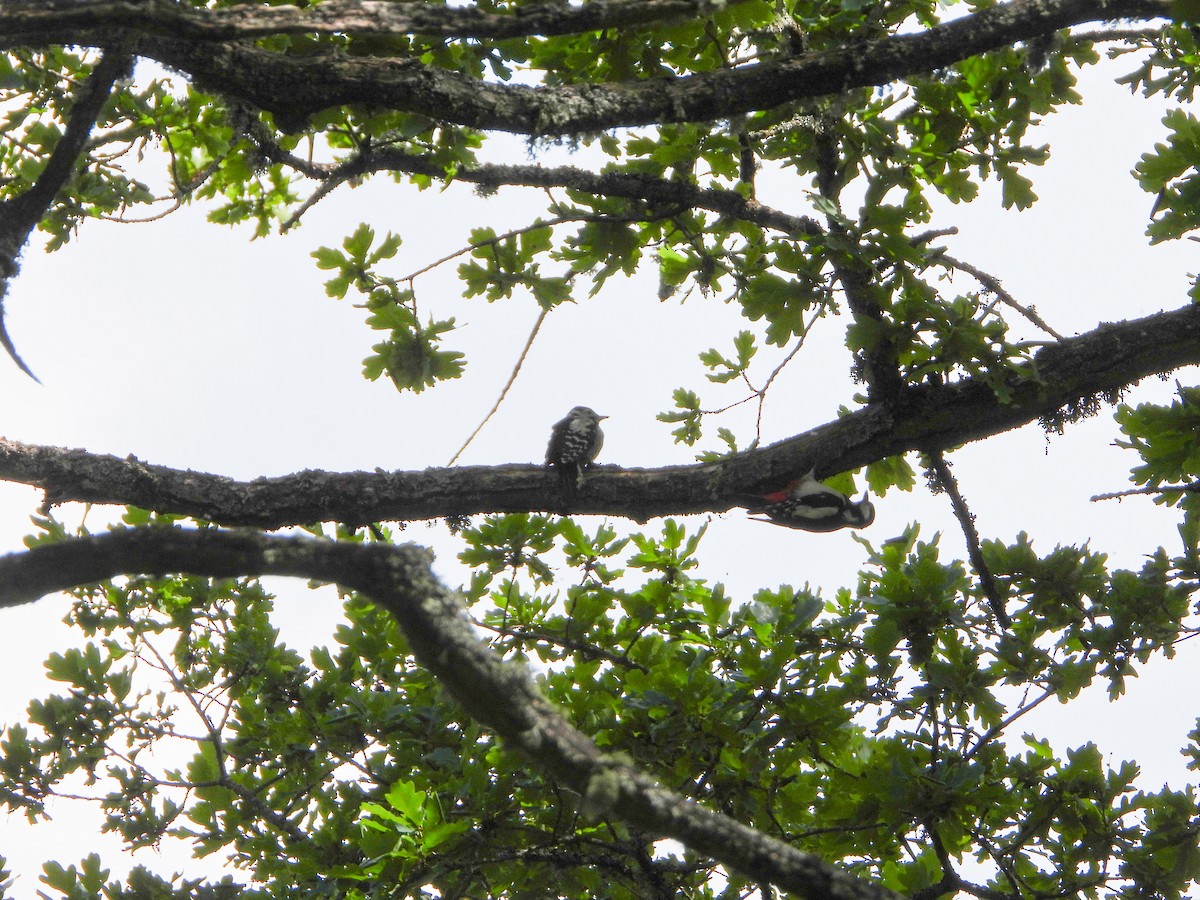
[[243, 118, 822, 236], [1, 302, 1198, 527], [308, 146, 824, 237], [0, 0, 756, 43], [0, 0, 1172, 135], [0, 526, 904, 900]]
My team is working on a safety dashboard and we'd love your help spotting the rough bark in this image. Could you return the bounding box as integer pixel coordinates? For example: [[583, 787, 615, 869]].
[[0, 0, 758, 42], [0, 526, 905, 900], [0, 0, 1174, 135], [0, 301, 1194, 527]]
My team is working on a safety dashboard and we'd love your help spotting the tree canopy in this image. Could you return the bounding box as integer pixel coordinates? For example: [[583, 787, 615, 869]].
[[1, 0, 1200, 897]]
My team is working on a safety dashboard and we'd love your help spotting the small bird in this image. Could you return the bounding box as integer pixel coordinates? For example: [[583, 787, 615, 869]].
[[743, 470, 875, 533], [545, 406, 606, 500]]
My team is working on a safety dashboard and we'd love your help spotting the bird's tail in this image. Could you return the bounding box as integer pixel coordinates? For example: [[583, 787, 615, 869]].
[[557, 465, 581, 506], [735, 490, 788, 513]]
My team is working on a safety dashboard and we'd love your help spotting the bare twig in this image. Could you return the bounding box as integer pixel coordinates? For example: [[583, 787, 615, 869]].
[[962, 686, 1055, 762], [1092, 480, 1200, 502], [448, 308, 549, 466], [404, 218, 570, 284], [935, 252, 1064, 341], [750, 298, 832, 442]]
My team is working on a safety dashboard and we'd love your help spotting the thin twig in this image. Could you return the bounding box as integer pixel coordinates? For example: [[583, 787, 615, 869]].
[[399, 206, 665, 285], [475, 620, 650, 672], [99, 198, 184, 224], [962, 686, 1055, 762], [1092, 479, 1200, 501], [281, 174, 341, 231], [692, 294, 832, 446], [448, 307, 549, 466], [750, 296, 832, 442], [935, 252, 1064, 340], [404, 218, 564, 283], [911, 226, 960, 245]]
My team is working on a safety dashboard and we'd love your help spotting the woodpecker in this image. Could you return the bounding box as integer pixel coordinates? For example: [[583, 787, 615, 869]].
[[545, 406, 606, 498], [743, 470, 875, 533]]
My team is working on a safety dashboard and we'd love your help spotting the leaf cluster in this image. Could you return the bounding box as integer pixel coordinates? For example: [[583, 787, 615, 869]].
[[314, 224, 466, 392], [4, 510, 1198, 897], [3, 0, 1200, 897]]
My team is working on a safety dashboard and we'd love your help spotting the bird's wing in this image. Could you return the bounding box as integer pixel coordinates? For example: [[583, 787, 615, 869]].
[[791, 491, 848, 512], [545, 419, 568, 465], [747, 514, 852, 533]]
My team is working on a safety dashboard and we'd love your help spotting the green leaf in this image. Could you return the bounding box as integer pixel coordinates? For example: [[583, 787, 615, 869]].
[[383, 779, 426, 825], [343, 223, 376, 261]]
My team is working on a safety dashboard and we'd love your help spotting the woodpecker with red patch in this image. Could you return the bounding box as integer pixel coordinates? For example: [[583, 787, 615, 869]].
[[545, 406, 606, 499], [743, 470, 875, 532]]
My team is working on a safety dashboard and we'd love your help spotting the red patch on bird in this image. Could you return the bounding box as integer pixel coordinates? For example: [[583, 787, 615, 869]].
[[758, 479, 802, 503]]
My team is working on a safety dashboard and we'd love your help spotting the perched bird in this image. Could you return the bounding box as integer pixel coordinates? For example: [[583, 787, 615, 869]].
[[545, 406, 606, 499], [743, 470, 875, 533]]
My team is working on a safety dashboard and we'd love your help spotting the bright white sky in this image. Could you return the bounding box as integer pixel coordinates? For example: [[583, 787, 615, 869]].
[[0, 54, 1196, 891]]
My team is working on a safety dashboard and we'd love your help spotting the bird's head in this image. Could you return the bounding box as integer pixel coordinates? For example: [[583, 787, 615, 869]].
[[847, 494, 875, 528], [571, 406, 606, 422]]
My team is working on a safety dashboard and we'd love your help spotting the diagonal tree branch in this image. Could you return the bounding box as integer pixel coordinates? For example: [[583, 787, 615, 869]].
[[1, 301, 1197, 527], [0, 47, 133, 381], [0, 526, 904, 900], [924, 451, 1010, 628], [0, 0, 1171, 136]]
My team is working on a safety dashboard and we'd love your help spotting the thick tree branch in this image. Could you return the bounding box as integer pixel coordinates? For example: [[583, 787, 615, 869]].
[[0, 526, 904, 900], [1, 302, 1197, 526], [0, 0, 1171, 135], [0, 0, 756, 43]]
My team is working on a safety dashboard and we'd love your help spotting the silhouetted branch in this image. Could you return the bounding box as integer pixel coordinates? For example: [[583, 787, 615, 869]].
[[0, 526, 904, 900], [0, 0, 1171, 135], [924, 452, 1010, 627], [1092, 480, 1200, 502], [935, 252, 1064, 341], [0, 0, 756, 44], [1, 301, 1199, 526], [0, 47, 133, 380]]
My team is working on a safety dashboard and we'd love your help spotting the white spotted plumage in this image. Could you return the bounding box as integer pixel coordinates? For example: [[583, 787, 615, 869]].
[[545, 406, 606, 498]]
